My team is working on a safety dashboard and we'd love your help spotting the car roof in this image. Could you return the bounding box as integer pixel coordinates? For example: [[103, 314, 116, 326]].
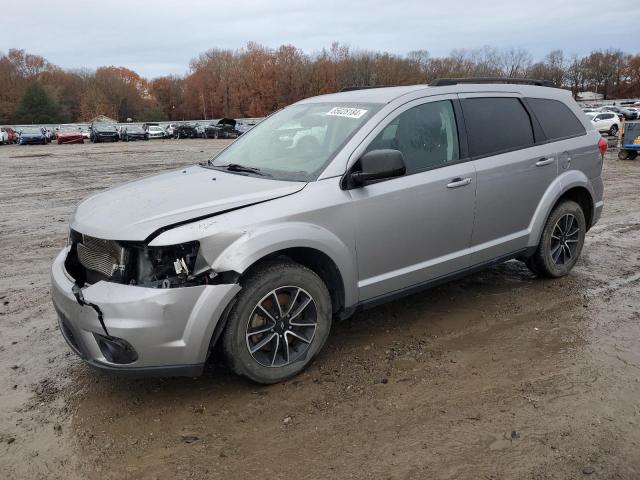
[[295, 83, 572, 105]]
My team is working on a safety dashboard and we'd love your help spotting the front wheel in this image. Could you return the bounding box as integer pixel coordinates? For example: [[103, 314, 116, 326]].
[[222, 261, 332, 384], [609, 125, 619, 136], [526, 200, 586, 278]]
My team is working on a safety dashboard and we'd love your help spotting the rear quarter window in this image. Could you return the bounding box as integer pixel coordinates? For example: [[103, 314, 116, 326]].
[[528, 98, 586, 140], [461, 97, 534, 158]]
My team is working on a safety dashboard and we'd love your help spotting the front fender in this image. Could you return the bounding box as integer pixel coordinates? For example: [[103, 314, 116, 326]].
[[527, 169, 596, 248], [212, 222, 358, 307]]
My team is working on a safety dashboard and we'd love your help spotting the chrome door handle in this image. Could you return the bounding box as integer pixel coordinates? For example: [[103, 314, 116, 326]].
[[446, 177, 473, 188], [536, 158, 554, 167]]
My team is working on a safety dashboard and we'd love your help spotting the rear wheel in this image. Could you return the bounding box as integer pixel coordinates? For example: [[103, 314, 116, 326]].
[[609, 124, 618, 136], [223, 261, 332, 384], [618, 149, 630, 160], [526, 200, 586, 278]]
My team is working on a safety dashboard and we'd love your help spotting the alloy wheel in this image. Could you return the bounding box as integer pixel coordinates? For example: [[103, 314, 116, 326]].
[[550, 213, 580, 266], [245, 286, 318, 367]]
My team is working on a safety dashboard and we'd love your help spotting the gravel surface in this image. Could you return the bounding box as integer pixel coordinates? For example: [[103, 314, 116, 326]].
[[1, 139, 639, 479]]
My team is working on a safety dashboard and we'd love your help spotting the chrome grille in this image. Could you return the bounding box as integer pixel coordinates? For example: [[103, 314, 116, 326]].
[[76, 235, 128, 278]]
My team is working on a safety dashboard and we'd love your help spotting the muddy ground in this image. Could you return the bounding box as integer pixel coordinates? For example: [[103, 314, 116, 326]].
[[0, 139, 639, 479]]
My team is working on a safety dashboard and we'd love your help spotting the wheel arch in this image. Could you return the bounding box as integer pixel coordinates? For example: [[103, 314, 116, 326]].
[[240, 247, 346, 316], [211, 223, 357, 314], [527, 171, 596, 248]]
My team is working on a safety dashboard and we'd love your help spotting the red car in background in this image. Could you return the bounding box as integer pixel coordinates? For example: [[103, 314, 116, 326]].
[[1, 127, 17, 144], [56, 126, 84, 144]]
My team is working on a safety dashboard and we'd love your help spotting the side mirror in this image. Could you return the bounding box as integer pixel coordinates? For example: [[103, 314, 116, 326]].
[[347, 149, 406, 188]]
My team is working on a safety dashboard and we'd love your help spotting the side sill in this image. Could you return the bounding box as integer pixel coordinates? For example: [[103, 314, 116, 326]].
[[356, 248, 530, 311]]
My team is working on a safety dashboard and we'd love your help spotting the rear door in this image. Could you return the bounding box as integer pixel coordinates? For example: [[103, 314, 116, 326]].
[[459, 94, 558, 265], [349, 96, 477, 301]]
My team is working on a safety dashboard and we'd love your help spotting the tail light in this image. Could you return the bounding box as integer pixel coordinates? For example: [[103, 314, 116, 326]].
[[598, 137, 607, 158]]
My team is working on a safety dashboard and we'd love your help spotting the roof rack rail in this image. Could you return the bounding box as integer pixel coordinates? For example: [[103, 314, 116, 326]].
[[340, 85, 394, 92], [429, 77, 553, 87]]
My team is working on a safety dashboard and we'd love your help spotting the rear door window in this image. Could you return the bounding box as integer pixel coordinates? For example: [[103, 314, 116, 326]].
[[527, 98, 586, 140], [461, 97, 535, 157]]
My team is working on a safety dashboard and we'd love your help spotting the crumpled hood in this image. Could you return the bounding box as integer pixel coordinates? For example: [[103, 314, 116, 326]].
[[71, 165, 306, 241]]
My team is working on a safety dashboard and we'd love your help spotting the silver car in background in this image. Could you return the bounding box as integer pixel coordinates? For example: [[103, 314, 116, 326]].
[[51, 79, 604, 383]]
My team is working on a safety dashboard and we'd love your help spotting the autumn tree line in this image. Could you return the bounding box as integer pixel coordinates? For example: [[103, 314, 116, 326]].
[[1, 43, 639, 125]]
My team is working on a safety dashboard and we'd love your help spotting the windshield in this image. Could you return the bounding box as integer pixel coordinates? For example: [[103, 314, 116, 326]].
[[95, 124, 116, 131], [127, 125, 144, 132], [207, 102, 381, 181], [59, 126, 79, 133], [22, 127, 42, 134]]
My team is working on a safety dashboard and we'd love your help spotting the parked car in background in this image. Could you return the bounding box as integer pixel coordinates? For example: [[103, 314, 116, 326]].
[[18, 127, 48, 145], [121, 124, 149, 141], [51, 79, 604, 383], [599, 106, 626, 121], [627, 107, 640, 119], [203, 118, 240, 139], [1, 127, 18, 144], [90, 123, 119, 143], [164, 123, 177, 137], [236, 121, 257, 135], [79, 127, 90, 139], [586, 111, 620, 136], [618, 107, 638, 120], [173, 123, 199, 138], [0, 129, 7, 145], [147, 125, 166, 139], [56, 126, 84, 144]]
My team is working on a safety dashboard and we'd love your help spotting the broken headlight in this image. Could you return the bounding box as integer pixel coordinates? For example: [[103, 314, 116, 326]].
[[133, 241, 203, 288]]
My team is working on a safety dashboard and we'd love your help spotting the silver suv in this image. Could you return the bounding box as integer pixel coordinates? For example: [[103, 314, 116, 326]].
[[51, 79, 604, 383]]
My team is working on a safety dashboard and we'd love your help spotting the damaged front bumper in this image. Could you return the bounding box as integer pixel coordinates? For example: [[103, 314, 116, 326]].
[[50, 247, 240, 377]]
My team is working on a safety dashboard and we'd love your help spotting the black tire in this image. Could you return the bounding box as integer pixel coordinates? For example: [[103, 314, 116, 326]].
[[629, 151, 638, 160], [526, 200, 586, 278], [609, 125, 618, 136], [618, 149, 630, 160], [223, 261, 332, 384]]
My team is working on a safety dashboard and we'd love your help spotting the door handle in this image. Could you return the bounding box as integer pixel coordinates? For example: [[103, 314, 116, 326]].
[[446, 177, 473, 188], [536, 158, 554, 167]]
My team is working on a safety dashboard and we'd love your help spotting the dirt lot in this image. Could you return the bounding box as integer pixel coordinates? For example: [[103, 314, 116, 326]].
[[1, 139, 639, 479]]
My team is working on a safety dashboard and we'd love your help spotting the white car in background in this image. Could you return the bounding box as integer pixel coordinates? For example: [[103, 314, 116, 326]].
[[164, 124, 177, 137], [585, 111, 620, 136], [0, 129, 8, 144], [147, 125, 166, 139]]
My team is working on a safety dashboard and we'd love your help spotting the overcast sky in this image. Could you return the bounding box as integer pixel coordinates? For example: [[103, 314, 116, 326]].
[[3, 0, 639, 79]]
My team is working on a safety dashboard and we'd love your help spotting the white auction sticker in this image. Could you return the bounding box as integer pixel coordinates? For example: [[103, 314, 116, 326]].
[[326, 107, 368, 119]]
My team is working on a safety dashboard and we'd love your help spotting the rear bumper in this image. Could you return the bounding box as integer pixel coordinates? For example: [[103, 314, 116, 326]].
[[50, 248, 240, 376], [57, 137, 84, 144]]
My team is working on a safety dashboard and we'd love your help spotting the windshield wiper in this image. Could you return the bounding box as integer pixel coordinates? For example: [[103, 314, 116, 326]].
[[214, 163, 271, 176]]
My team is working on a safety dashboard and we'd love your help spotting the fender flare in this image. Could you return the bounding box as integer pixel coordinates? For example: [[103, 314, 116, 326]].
[[212, 222, 358, 307], [527, 170, 595, 248]]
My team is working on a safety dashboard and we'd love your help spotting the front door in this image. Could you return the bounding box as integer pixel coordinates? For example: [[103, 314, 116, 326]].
[[349, 97, 477, 301]]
